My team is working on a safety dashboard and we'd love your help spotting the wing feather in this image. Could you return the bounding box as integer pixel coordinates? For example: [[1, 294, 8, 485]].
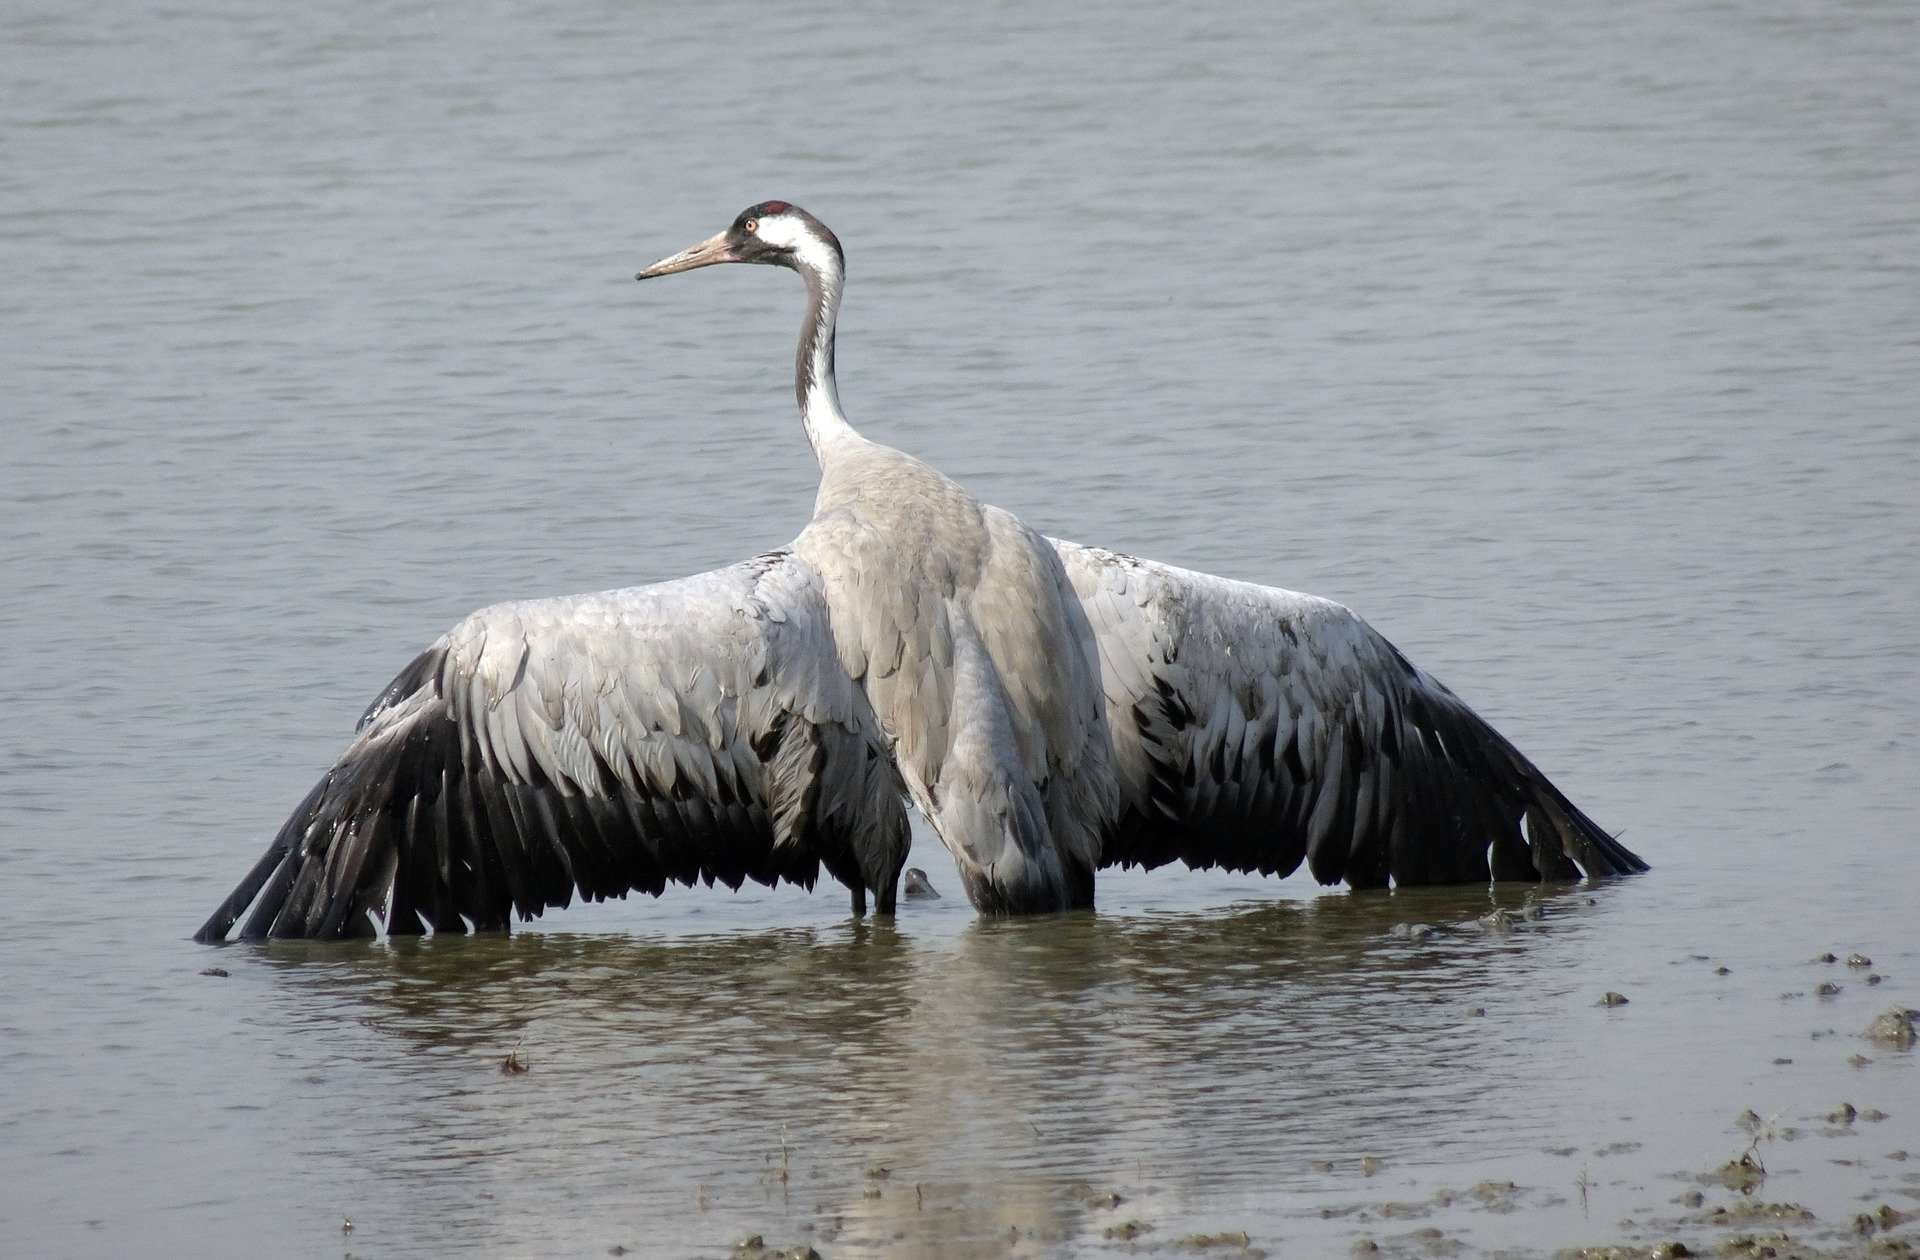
[[1053, 540, 1646, 887], [195, 551, 908, 942]]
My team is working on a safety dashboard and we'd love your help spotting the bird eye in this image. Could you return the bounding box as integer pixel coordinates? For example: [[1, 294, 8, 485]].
[[744, 219, 759, 234]]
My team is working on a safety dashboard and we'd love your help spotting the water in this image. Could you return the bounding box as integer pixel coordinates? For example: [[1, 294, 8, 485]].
[[3, 1, 1917, 1255]]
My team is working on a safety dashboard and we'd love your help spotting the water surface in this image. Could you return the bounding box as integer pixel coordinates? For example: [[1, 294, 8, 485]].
[[3, 1, 1916, 1255]]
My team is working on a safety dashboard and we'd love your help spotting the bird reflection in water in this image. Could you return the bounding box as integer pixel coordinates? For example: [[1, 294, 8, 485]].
[[240, 883, 1609, 1255]]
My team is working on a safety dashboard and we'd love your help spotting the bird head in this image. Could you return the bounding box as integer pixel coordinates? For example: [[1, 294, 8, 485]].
[[635, 201, 843, 282]]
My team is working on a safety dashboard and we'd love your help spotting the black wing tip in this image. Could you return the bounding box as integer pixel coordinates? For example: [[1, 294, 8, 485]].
[[192, 831, 297, 944], [357, 645, 448, 732], [200, 693, 907, 941], [1576, 823, 1651, 878], [1526, 790, 1649, 881]]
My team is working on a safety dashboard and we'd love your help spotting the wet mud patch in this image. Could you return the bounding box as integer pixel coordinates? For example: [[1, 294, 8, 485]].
[[557, 918, 1910, 1260]]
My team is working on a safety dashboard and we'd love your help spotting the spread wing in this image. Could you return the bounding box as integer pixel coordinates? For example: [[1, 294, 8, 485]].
[[1053, 541, 1646, 888], [194, 550, 908, 941]]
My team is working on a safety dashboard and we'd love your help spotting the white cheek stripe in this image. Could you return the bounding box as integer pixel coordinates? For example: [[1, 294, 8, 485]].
[[792, 233, 840, 279], [755, 214, 806, 248], [757, 214, 840, 277]]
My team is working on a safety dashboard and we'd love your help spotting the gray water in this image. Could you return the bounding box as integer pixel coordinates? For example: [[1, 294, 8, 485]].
[[3, 1, 1917, 1256]]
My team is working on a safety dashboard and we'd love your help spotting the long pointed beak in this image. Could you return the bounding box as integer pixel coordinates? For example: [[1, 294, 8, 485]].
[[635, 230, 738, 280]]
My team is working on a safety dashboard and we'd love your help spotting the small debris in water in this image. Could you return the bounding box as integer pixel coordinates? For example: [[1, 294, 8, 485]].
[[1478, 909, 1517, 932], [1736, 1108, 1764, 1131], [1715, 966, 1731, 975], [1859, 1107, 1889, 1122], [1564, 1242, 1695, 1258], [1677, 1189, 1705, 1208], [1467, 1007, 1486, 1017], [1847, 953, 1872, 967], [1175, 1230, 1252, 1249], [609, 1247, 627, 1256], [863, 1165, 890, 1180], [1104, 1220, 1152, 1240], [1848, 1054, 1872, 1068], [1399, 1227, 1453, 1253], [1705, 1200, 1814, 1225], [1598, 991, 1629, 1007], [1814, 952, 1838, 964], [1469, 1181, 1519, 1210], [341, 1217, 354, 1234], [1710, 1238, 1800, 1259], [1350, 1240, 1379, 1255], [732, 1241, 818, 1260], [1867, 973, 1885, 985], [1864, 1007, 1919, 1048], [1708, 1152, 1767, 1191], [199, 967, 229, 977], [500, 1045, 530, 1075], [1816, 980, 1843, 997], [1359, 1154, 1382, 1176]]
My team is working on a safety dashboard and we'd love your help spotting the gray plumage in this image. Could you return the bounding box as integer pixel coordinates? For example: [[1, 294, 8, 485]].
[[1051, 543, 1646, 887], [194, 553, 907, 941], [794, 454, 1115, 913], [194, 202, 1642, 942]]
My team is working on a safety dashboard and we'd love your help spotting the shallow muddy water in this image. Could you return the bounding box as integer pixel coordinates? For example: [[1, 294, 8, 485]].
[[3, 0, 1916, 1255], [190, 874, 1920, 1258]]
